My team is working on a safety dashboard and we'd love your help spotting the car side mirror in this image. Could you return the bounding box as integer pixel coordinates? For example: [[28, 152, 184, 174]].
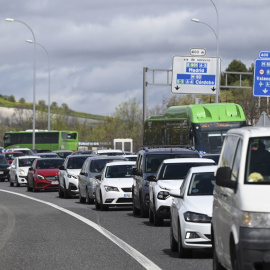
[[169, 189, 183, 198], [147, 175, 157, 182], [80, 171, 85, 175], [95, 175, 101, 180], [216, 167, 237, 190], [59, 165, 65, 170], [29, 167, 34, 171], [132, 167, 139, 175]]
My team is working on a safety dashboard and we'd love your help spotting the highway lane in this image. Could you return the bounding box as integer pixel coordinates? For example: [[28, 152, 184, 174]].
[[0, 181, 212, 270]]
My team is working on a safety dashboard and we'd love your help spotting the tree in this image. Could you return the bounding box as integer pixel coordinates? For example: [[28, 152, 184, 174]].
[[19, 98, 25, 104], [7, 95, 16, 102]]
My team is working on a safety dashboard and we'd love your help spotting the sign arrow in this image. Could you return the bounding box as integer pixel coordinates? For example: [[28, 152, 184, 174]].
[[211, 87, 216, 92], [175, 85, 180, 90], [263, 88, 268, 94]]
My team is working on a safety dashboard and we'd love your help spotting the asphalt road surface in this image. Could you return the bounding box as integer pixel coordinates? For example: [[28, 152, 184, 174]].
[[0, 181, 212, 270]]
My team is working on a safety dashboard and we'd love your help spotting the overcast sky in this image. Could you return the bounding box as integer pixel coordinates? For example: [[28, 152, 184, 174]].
[[0, 0, 268, 116]]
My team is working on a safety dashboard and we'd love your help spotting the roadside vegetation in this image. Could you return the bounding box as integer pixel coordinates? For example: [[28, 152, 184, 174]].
[[0, 59, 266, 151]]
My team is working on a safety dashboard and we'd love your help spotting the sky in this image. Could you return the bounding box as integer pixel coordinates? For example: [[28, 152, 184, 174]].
[[0, 0, 268, 116]]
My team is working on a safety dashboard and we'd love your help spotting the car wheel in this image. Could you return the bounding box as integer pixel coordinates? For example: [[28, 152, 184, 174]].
[[153, 209, 163, 226], [33, 180, 37, 192], [230, 242, 239, 270], [10, 180, 14, 187], [178, 222, 192, 258], [15, 177, 20, 187], [79, 188, 86, 203], [170, 221, 178, 252], [132, 196, 140, 216], [139, 195, 148, 218], [100, 192, 108, 211], [95, 197, 100, 210], [86, 188, 94, 204], [149, 207, 154, 223], [64, 184, 71, 199], [27, 181, 33, 192], [58, 185, 64, 198]]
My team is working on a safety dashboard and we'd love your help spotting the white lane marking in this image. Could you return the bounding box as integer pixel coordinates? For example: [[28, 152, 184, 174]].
[[0, 189, 161, 270]]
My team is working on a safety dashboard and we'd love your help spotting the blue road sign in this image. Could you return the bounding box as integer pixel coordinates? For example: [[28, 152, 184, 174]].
[[253, 59, 270, 97], [259, 51, 270, 59]]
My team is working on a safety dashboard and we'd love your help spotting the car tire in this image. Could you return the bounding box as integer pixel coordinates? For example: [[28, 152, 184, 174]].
[[149, 207, 154, 223], [170, 222, 178, 252], [10, 180, 14, 187], [58, 185, 64, 198], [95, 197, 100, 210], [86, 188, 94, 204], [16, 177, 20, 187], [153, 209, 163, 226], [27, 182, 33, 191], [64, 184, 71, 199], [100, 192, 108, 211], [178, 222, 192, 258], [139, 195, 148, 218], [33, 180, 37, 192], [132, 196, 140, 216], [79, 188, 86, 203]]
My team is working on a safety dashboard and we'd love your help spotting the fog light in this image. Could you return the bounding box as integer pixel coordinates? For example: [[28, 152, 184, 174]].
[[185, 232, 199, 239]]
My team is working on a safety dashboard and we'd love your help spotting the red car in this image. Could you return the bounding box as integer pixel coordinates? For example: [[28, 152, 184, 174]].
[[4, 152, 25, 164], [27, 158, 64, 192]]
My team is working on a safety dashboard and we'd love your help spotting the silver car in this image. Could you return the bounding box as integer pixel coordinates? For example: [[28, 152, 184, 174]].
[[78, 156, 127, 204]]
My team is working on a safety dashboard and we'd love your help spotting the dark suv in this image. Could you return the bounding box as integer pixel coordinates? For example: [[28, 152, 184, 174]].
[[132, 147, 200, 217]]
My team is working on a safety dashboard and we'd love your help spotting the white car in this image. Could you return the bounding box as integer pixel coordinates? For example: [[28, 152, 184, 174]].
[[169, 165, 217, 258], [148, 158, 216, 226], [58, 154, 93, 198], [6, 148, 34, 156], [95, 161, 136, 211], [9, 156, 40, 187]]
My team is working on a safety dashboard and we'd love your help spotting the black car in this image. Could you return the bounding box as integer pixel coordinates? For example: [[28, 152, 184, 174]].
[[0, 155, 10, 181], [132, 146, 200, 218]]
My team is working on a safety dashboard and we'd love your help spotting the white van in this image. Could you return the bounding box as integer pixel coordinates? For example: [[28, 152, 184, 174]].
[[212, 126, 270, 270]]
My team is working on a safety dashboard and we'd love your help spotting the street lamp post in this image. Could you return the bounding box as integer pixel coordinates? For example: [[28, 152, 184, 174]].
[[26, 40, 51, 131], [191, 18, 219, 103], [5, 18, 36, 148]]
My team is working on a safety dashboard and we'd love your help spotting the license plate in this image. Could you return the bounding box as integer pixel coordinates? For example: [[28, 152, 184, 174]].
[[0, 171, 3, 174], [124, 193, 132, 198], [51, 181, 59, 185]]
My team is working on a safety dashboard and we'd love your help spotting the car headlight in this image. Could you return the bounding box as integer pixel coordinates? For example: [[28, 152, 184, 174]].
[[67, 174, 78, 179], [36, 174, 45, 180], [184, 211, 211, 223], [19, 169, 26, 176], [242, 212, 270, 228], [157, 191, 170, 200], [104, 185, 119, 192]]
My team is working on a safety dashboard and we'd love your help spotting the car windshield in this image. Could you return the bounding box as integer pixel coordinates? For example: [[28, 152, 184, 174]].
[[187, 172, 215, 195], [38, 154, 58, 158], [98, 152, 124, 156], [90, 159, 121, 173], [19, 150, 34, 155], [6, 153, 25, 159], [158, 162, 215, 180], [67, 156, 89, 169], [145, 153, 199, 174], [55, 152, 72, 158], [105, 165, 136, 178], [36, 159, 64, 169], [0, 156, 8, 164], [245, 137, 270, 184], [19, 158, 37, 167]]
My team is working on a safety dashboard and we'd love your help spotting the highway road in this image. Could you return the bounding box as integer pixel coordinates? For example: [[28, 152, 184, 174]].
[[0, 181, 212, 270]]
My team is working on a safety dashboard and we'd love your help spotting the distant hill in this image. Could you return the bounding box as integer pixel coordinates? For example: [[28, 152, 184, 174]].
[[0, 97, 106, 125]]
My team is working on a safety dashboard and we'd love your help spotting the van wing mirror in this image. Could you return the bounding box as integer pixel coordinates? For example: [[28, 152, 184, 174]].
[[216, 167, 237, 190], [132, 167, 139, 175], [147, 175, 157, 182]]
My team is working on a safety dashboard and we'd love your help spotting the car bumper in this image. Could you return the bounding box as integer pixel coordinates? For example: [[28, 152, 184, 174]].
[[35, 179, 59, 190], [0, 171, 10, 179], [18, 175, 28, 184], [103, 191, 132, 206], [156, 206, 171, 218], [181, 220, 212, 248], [237, 227, 270, 270], [68, 178, 79, 194]]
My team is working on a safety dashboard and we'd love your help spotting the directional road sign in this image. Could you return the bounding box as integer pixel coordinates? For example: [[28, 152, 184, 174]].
[[253, 58, 270, 97], [171, 56, 221, 94]]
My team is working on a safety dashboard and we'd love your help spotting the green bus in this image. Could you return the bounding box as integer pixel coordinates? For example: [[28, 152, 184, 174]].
[[144, 103, 246, 154], [3, 130, 79, 151]]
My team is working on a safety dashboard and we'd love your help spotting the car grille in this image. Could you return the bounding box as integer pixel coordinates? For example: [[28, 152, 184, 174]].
[[116, 198, 132, 203], [46, 176, 58, 181], [204, 234, 211, 240], [121, 187, 132, 192]]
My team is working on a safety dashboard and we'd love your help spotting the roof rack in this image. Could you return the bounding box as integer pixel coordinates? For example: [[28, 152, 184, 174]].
[[139, 145, 195, 151]]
